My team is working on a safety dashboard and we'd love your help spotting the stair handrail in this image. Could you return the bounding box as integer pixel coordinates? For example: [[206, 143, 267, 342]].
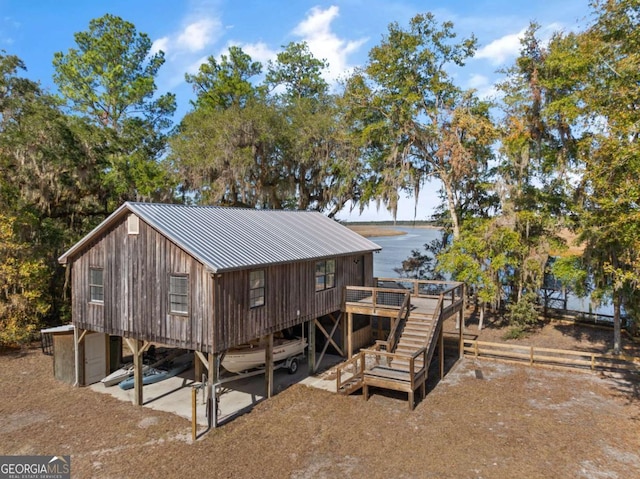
[[380, 291, 411, 353], [336, 351, 366, 393], [432, 292, 445, 321]]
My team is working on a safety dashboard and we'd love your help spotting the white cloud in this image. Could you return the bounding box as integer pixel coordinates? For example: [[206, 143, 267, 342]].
[[466, 73, 498, 100], [292, 6, 367, 85], [151, 36, 169, 55], [177, 18, 219, 52], [475, 29, 526, 66], [152, 6, 223, 89], [234, 41, 278, 65]]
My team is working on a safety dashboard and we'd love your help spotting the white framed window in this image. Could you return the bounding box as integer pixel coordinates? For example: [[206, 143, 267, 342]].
[[250, 270, 265, 308], [89, 268, 104, 303], [169, 275, 189, 315], [315, 259, 336, 291]]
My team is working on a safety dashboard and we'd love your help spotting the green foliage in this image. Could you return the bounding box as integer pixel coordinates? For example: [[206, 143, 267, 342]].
[[0, 213, 50, 345], [186, 45, 264, 110], [53, 14, 176, 206], [550, 256, 588, 297], [174, 43, 362, 215], [266, 42, 328, 100], [341, 12, 495, 236], [501, 326, 529, 340], [505, 292, 539, 328]]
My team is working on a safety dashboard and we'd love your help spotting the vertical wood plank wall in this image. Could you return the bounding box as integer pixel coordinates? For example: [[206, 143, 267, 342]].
[[71, 216, 374, 353], [72, 217, 212, 352]]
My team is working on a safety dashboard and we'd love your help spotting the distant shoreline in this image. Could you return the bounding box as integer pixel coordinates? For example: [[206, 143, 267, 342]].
[[345, 223, 443, 238]]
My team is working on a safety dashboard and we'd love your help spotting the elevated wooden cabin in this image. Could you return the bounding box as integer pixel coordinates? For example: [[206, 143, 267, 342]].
[[58, 202, 380, 390]]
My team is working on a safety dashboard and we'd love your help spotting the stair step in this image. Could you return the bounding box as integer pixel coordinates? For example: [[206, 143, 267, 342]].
[[338, 378, 363, 395], [397, 338, 427, 346], [391, 360, 424, 372], [395, 347, 419, 355], [396, 343, 425, 351], [399, 333, 427, 340], [393, 356, 424, 363], [396, 342, 420, 348], [404, 321, 432, 329]]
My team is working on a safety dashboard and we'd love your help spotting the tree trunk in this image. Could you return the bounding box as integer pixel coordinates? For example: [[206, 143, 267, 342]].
[[478, 303, 485, 331], [613, 291, 621, 355], [443, 178, 460, 240]]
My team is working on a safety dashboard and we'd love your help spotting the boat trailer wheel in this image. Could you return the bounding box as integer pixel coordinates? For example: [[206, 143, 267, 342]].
[[288, 357, 298, 374]]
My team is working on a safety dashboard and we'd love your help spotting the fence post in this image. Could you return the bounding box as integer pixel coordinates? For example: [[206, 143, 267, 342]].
[[530, 346, 534, 366], [474, 341, 479, 358]]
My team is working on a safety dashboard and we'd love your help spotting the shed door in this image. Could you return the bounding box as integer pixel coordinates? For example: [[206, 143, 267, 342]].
[[84, 333, 107, 385]]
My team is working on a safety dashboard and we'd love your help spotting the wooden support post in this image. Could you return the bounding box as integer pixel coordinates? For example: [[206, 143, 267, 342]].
[[459, 284, 466, 359], [342, 312, 348, 354], [265, 334, 274, 399], [408, 390, 414, 411], [191, 387, 197, 442], [439, 326, 445, 379], [194, 352, 204, 382], [207, 352, 218, 429], [347, 312, 353, 359], [132, 339, 143, 406], [122, 337, 150, 406], [73, 327, 86, 387], [308, 319, 316, 373]]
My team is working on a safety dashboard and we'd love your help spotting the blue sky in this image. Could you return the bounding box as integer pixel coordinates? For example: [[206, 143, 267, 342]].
[[0, 0, 592, 221]]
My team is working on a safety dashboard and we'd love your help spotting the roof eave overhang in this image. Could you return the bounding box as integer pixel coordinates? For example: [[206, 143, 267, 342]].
[[57, 202, 133, 265]]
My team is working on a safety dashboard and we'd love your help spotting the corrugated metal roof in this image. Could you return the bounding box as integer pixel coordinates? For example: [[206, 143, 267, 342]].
[[59, 202, 381, 272]]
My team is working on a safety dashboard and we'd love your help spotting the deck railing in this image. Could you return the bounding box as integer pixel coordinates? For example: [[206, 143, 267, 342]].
[[336, 350, 366, 394], [344, 285, 410, 313], [375, 278, 464, 301], [360, 346, 429, 381]]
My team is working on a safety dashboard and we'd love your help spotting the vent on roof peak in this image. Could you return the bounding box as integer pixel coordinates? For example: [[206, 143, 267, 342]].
[[127, 214, 139, 235]]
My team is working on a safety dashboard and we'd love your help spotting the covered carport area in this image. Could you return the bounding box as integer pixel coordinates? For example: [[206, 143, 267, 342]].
[[89, 350, 342, 438]]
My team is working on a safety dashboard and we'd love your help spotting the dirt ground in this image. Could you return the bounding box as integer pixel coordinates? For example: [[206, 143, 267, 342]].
[[1, 320, 639, 479]]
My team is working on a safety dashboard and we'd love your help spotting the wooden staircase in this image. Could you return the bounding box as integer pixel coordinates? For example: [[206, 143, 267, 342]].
[[390, 316, 435, 372], [337, 280, 466, 409]]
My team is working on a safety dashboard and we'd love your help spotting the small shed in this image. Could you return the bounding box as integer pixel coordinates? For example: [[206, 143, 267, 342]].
[[41, 325, 75, 384]]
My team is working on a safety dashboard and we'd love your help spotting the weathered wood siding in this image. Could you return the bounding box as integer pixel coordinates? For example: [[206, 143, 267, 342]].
[[69, 214, 374, 354], [211, 253, 373, 352], [71, 215, 212, 352]]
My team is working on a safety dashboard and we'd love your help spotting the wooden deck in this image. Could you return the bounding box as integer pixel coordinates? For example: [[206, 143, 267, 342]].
[[337, 279, 466, 410]]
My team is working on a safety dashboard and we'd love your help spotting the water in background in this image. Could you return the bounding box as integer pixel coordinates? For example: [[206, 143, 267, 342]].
[[368, 226, 612, 315], [369, 227, 442, 279]]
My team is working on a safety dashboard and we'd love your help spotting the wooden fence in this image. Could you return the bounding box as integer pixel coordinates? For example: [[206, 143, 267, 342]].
[[463, 339, 640, 373]]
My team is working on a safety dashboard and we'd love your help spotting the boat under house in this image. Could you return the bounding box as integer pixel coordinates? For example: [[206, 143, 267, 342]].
[[56, 201, 466, 423]]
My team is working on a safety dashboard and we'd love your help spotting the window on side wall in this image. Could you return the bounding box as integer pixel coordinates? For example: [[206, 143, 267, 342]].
[[315, 259, 336, 291], [169, 275, 189, 315], [250, 270, 265, 308], [89, 268, 104, 303]]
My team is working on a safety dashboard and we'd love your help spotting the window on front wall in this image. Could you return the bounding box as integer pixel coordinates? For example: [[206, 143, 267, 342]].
[[315, 259, 336, 291], [89, 268, 104, 303], [169, 275, 188, 315], [250, 270, 265, 308]]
